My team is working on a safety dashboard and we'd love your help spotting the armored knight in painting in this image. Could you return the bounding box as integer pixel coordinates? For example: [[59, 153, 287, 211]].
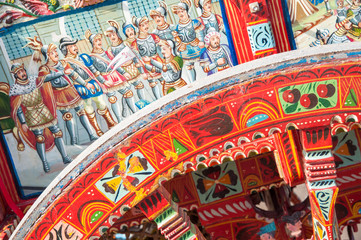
[[200, 29, 233, 75], [150, 1, 175, 41], [59, 37, 117, 136], [25, 37, 98, 145], [326, 20, 352, 44], [172, 0, 205, 83], [346, 0, 361, 37], [132, 16, 163, 100], [9, 63, 72, 173], [336, 0, 347, 24], [82, 30, 137, 122], [144, 40, 186, 95], [195, 0, 225, 34], [105, 20, 149, 108]]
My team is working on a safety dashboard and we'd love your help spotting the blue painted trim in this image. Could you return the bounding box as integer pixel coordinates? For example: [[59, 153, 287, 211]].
[[219, 0, 239, 65], [0, 0, 125, 37], [347, 51, 361, 56], [280, 0, 297, 50]]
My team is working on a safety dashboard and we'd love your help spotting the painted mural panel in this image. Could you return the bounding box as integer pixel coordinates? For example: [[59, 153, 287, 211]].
[[0, 0, 235, 198], [288, 0, 361, 48]]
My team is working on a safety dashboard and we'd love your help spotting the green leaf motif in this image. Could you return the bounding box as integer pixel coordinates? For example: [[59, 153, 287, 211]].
[[285, 103, 298, 114], [90, 211, 104, 223], [319, 98, 331, 108], [281, 86, 291, 92]]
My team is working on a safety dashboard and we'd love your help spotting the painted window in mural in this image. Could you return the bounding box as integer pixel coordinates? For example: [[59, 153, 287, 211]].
[[2, 26, 39, 60], [0, 0, 235, 198], [288, 0, 360, 48], [64, 11, 102, 40]]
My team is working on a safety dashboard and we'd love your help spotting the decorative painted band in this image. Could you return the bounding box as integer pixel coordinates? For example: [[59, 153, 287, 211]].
[[10, 42, 361, 240]]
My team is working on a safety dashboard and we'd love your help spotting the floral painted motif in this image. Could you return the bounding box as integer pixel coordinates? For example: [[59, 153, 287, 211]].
[[192, 161, 242, 204], [95, 150, 155, 203]]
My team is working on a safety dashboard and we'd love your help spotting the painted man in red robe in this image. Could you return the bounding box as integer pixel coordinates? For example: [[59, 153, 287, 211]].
[[9, 63, 72, 173]]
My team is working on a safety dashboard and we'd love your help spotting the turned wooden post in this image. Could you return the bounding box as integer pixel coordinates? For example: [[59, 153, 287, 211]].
[[300, 126, 340, 240]]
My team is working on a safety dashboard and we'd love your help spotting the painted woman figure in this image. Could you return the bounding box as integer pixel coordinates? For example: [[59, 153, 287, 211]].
[[195, 0, 225, 34], [26, 37, 98, 145], [82, 30, 137, 122], [171, 0, 205, 83], [131, 16, 163, 100], [150, 1, 175, 41], [105, 20, 149, 108], [123, 21, 137, 46], [144, 40, 187, 95]]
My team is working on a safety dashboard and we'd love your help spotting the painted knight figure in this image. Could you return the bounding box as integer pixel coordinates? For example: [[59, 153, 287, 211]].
[[144, 39, 187, 95], [195, 0, 225, 35], [26, 37, 99, 145], [59, 36, 117, 136], [132, 16, 164, 100], [82, 29, 138, 122], [9, 63, 72, 173], [172, 0, 206, 83], [150, 1, 175, 41], [105, 20, 150, 109]]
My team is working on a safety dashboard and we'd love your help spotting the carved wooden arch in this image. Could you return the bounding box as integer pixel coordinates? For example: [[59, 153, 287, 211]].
[[10, 44, 361, 240]]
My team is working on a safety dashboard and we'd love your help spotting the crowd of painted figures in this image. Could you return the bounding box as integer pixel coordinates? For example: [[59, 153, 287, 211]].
[[7, 0, 234, 173], [311, 0, 361, 46]]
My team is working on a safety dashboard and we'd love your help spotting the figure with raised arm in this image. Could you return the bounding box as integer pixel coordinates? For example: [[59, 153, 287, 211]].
[[26, 37, 98, 145], [9, 63, 72, 172]]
